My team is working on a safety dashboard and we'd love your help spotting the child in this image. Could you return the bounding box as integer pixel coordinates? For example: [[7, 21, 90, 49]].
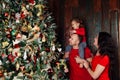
[[64, 17, 87, 68]]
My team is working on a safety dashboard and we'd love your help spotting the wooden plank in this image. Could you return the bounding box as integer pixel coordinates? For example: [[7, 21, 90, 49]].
[[110, 10, 119, 42], [93, 0, 102, 34], [94, 0, 101, 12], [109, 0, 118, 10], [64, 0, 72, 45], [118, 0, 120, 77], [101, 0, 110, 32], [117, 0, 120, 78]]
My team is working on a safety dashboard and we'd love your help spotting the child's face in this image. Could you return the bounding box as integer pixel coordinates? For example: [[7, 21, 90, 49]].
[[71, 20, 80, 29]]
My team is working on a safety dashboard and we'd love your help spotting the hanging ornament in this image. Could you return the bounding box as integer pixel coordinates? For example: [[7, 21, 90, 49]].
[[2, 3, 6, 9], [20, 66, 25, 71], [23, 50, 27, 60], [26, 5, 30, 9], [51, 45, 55, 51], [11, 30, 17, 36], [21, 26, 28, 32], [6, 34, 11, 38], [0, 60, 3, 66], [42, 35, 46, 42], [2, 41, 9, 48], [8, 48, 13, 52], [57, 48, 62, 52], [20, 12, 25, 19], [32, 24, 40, 32], [28, 0, 35, 5], [4, 12, 9, 17], [39, 15, 44, 20], [15, 13, 20, 19], [16, 33, 22, 39], [16, 62, 20, 71], [17, 52, 21, 57], [35, 4, 45, 16], [8, 54, 15, 62], [0, 66, 4, 77], [1, 53, 7, 59], [27, 23, 32, 31], [15, 13, 20, 23]]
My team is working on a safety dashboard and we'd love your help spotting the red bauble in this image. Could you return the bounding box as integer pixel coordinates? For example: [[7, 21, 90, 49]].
[[14, 44, 20, 48], [28, 0, 35, 4], [0, 70, 3, 77], [8, 28, 12, 32], [20, 12, 25, 19], [33, 56, 37, 64], [4, 12, 9, 17], [45, 48, 50, 52], [6, 34, 11, 38], [8, 54, 15, 62], [39, 33, 43, 38]]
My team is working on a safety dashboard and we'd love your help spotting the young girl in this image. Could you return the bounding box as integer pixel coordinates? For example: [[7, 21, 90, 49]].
[[76, 32, 118, 80], [64, 17, 87, 67]]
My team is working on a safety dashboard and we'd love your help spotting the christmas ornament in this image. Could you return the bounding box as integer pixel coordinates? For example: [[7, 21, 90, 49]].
[[28, 0, 35, 5], [11, 30, 17, 36], [0, 66, 4, 77], [35, 4, 45, 16], [16, 33, 22, 39], [16, 62, 20, 71], [2, 41, 9, 48], [15, 13, 20, 23], [42, 34, 46, 42], [23, 50, 27, 60], [8, 48, 13, 52], [4, 12, 9, 17]]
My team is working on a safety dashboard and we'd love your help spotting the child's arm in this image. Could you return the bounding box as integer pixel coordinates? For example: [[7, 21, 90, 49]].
[[75, 28, 85, 36], [63, 45, 72, 59], [63, 52, 69, 59]]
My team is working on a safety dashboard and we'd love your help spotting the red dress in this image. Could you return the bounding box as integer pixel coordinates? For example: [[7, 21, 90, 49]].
[[69, 47, 92, 80], [75, 27, 86, 42], [92, 55, 110, 80]]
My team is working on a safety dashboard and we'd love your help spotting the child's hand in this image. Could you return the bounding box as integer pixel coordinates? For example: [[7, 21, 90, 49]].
[[70, 30, 76, 34], [75, 56, 84, 63]]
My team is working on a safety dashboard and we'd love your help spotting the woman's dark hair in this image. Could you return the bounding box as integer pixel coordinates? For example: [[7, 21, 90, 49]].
[[98, 32, 118, 80]]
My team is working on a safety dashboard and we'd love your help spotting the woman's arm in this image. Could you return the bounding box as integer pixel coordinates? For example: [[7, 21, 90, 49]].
[[84, 60, 105, 79]]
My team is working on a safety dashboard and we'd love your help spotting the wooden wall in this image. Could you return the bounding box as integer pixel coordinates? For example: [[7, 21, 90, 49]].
[[48, 0, 120, 78], [48, 0, 65, 48]]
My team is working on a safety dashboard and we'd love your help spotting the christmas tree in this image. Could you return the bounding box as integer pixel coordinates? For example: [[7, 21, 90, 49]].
[[0, 0, 68, 79]]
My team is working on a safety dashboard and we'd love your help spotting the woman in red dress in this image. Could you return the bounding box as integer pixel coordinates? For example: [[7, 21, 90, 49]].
[[76, 32, 118, 80]]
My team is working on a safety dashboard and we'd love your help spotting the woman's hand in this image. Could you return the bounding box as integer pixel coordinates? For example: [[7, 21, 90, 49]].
[[83, 60, 89, 69], [75, 56, 84, 64]]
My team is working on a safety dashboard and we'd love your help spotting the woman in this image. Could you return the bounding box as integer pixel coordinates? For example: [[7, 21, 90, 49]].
[[76, 32, 118, 80]]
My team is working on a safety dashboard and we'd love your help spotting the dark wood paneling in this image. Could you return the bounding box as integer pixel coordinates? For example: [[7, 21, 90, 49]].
[[101, 0, 110, 32]]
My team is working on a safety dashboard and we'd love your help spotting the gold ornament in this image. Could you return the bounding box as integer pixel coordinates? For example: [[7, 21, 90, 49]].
[[27, 23, 32, 31], [8, 48, 13, 52], [21, 26, 28, 32], [42, 35, 46, 42], [39, 15, 44, 20], [16, 62, 20, 71], [17, 52, 21, 57], [35, 4, 45, 16], [2, 41, 9, 48]]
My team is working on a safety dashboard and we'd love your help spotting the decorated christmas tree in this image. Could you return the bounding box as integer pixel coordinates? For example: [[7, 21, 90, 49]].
[[0, 0, 68, 79]]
